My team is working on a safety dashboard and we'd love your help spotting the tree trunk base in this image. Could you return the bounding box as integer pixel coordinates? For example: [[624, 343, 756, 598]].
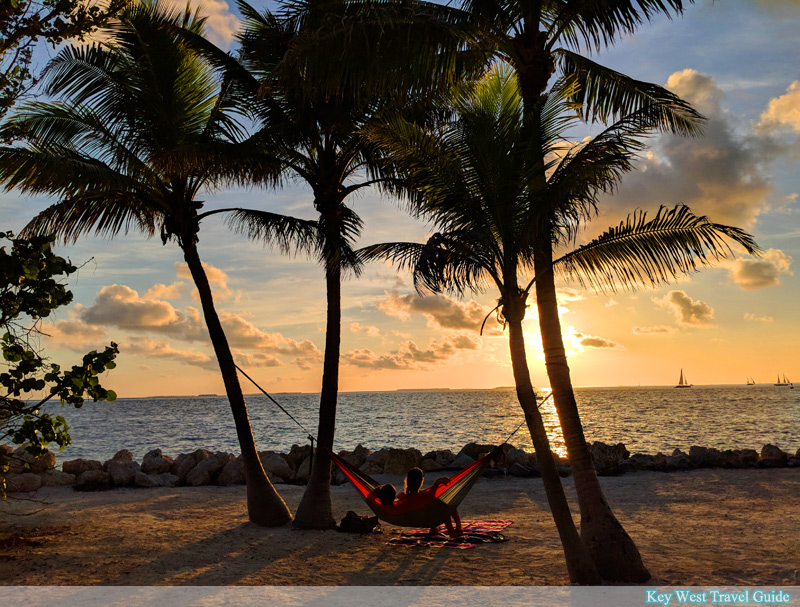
[[581, 512, 651, 582], [293, 466, 337, 530], [245, 473, 293, 527]]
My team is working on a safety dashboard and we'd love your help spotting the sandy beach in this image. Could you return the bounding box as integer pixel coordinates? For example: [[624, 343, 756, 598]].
[[2, 468, 799, 586]]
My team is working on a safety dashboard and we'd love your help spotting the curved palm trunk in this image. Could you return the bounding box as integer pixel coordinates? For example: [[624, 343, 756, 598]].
[[533, 243, 650, 582], [504, 295, 600, 585], [293, 256, 341, 529], [184, 241, 292, 526]]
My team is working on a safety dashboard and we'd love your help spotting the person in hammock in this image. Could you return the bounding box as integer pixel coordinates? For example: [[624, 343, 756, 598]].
[[396, 467, 463, 538]]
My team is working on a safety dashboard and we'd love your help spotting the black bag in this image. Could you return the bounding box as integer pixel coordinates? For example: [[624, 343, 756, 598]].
[[338, 510, 381, 533]]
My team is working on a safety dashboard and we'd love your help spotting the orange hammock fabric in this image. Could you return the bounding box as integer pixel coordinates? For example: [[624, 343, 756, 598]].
[[327, 448, 494, 528]]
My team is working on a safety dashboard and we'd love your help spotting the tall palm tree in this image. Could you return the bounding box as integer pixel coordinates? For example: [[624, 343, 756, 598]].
[[0, 0, 318, 526], [362, 65, 758, 583]]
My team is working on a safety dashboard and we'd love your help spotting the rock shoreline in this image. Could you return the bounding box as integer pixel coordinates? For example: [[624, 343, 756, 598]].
[[2, 441, 798, 493]]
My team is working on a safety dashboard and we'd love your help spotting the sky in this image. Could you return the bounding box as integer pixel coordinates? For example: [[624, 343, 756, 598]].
[[2, 0, 799, 397]]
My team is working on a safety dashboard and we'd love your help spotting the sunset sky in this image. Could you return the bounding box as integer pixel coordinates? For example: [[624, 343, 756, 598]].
[[2, 0, 799, 397]]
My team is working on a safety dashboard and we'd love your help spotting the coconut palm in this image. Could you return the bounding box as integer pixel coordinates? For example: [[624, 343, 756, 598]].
[[361, 65, 758, 583], [0, 0, 319, 525]]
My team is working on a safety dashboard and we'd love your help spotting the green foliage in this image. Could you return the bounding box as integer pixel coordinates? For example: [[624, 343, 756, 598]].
[[0, 0, 130, 123], [0, 231, 118, 497]]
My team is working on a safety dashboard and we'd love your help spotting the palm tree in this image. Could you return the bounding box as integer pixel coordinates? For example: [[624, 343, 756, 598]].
[[362, 65, 758, 583], [0, 0, 318, 526]]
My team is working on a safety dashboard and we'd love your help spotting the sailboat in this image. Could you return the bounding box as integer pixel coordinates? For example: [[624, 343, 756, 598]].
[[774, 374, 791, 387], [675, 368, 692, 388], [746, 377, 755, 385]]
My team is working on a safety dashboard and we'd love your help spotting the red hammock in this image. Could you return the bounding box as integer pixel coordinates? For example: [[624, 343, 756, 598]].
[[328, 448, 494, 528]]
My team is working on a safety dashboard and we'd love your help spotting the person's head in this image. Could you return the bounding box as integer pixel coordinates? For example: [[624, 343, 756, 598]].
[[378, 483, 396, 506], [405, 467, 424, 493]]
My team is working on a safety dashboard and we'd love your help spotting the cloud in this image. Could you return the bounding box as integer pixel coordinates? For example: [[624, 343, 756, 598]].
[[744, 313, 774, 323], [342, 335, 480, 370], [653, 290, 715, 327], [726, 248, 793, 290], [575, 334, 622, 349], [376, 291, 487, 331], [594, 69, 780, 232], [43, 318, 108, 349], [759, 81, 800, 133], [123, 337, 214, 369], [161, 0, 240, 48], [145, 282, 185, 300], [175, 261, 236, 302], [350, 322, 381, 337], [232, 350, 284, 368], [632, 325, 676, 335]]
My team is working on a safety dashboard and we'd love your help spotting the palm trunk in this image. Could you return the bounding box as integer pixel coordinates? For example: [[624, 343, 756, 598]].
[[533, 242, 650, 582], [183, 241, 292, 526], [504, 295, 600, 585], [293, 257, 340, 529]]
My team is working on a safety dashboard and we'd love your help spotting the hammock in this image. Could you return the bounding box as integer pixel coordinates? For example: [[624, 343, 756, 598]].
[[328, 448, 494, 528]]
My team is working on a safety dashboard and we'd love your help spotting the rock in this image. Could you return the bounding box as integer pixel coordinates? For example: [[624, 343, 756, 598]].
[[666, 453, 691, 471], [104, 449, 135, 468], [483, 467, 504, 478], [260, 453, 292, 480], [364, 448, 391, 468], [294, 456, 312, 482], [11, 445, 56, 474], [170, 453, 197, 483], [450, 453, 476, 469], [62, 458, 103, 476], [556, 465, 572, 477], [75, 470, 112, 491], [107, 460, 140, 487], [796, 448, 800, 460], [5, 472, 43, 492], [340, 444, 371, 469], [420, 458, 443, 471], [759, 444, 788, 467], [688, 446, 723, 468], [286, 444, 312, 469], [457, 443, 496, 460], [42, 469, 76, 487], [216, 458, 246, 486], [134, 471, 179, 488], [382, 448, 423, 475], [589, 442, 629, 476], [503, 447, 533, 468], [186, 452, 230, 486], [508, 463, 535, 478], [141, 449, 174, 475], [422, 449, 455, 468], [359, 460, 384, 476], [787, 458, 800, 468], [330, 469, 348, 485]]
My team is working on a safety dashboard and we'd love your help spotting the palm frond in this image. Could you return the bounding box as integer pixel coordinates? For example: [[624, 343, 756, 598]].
[[222, 208, 320, 257], [554, 205, 760, 292]]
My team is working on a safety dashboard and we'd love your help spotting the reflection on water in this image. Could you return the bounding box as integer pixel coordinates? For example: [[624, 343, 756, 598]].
[[44, 385, 800, 462]]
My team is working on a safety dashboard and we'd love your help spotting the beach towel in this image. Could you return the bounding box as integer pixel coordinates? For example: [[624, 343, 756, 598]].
[[387, 519, 512, 549]]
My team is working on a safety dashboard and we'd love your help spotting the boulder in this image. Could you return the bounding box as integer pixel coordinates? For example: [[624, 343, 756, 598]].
[[359, 460, 384, 476], [10, 445, 56, 474], [503, 447, 533, 468], [666, 452, 691, 471], [450, 453, 476, 469], [457, 443, 496, 460], [627, 453, 659, 471], [42, 469, 76, 487], [590, 442, 630, 475], [62, 458, 103, 477], [340, 444, 371, 469], [420, 458, 443, 471], [104, 449, 135, 468], [134, 471, 179, 488], [286, 444, 312, 469], [422, 449, 455, 468], [688, 446, 725, 468], [796, 447, 800, 460], [508, 463, 536, 478], [787, 458, 800, 468], [483, 467, 504, 478], [216, 458, 246, 486], [556, 465, 572, 477], [185, 452, 230, 486], [170, 453, 198, 482], [382, 448, 423, 475], [364, 448, 391, 468], [294, 456, 312, 482], [260, 453, 292, 480], [5, 472, 43, 492], [141, 449, 174, 475], [75, 470, 112, 491], [107, 460, 140, 487], [759, 444, 788, 467]]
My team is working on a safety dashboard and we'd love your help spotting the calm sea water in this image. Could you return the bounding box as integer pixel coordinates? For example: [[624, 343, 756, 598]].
[[42, 385, 800, 463]]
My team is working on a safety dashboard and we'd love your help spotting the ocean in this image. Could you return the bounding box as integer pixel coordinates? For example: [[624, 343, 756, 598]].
[[42, 385, 800, 463]]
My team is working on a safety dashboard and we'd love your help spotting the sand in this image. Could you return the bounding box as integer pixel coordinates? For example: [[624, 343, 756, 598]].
[[1, 468, 799, 586]]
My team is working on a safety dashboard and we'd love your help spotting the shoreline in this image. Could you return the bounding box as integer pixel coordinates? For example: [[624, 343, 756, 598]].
[[2, 468, 799, 586]]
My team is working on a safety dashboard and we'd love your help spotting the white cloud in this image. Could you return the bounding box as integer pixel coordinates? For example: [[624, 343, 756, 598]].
[[744, 313, 774, 323], [759, 81, 800, 133], [726, 248, 793, 290], [342, 335, 480, 370], [350, 322, 381, 337], [145, 282, 185, 300], [175, 261, 236, 302], [376, 291, 488, 331], [632, 325, 676, 335], [161, 0, 240, 48], [653, 290, 715, 327], [124, 337, 213, 369]]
